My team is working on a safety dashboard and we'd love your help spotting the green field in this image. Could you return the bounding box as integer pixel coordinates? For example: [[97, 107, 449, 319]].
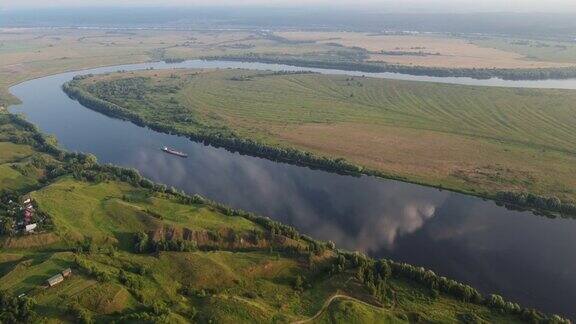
[[74, 69, 576, 206], [0, 110, 560, 323]]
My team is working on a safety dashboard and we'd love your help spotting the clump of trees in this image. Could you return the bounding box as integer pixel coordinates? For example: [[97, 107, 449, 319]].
[[496, 191, 576, 217], [0, 291, 36, 323], [355, 259, 392, 302], [163, 58, 186, 63], [331, 251, 571, 324], [85, 77, 150, 100], [133, 231, 197, 253], [66, 302, 93, 324], [73, 256, 112, 283]]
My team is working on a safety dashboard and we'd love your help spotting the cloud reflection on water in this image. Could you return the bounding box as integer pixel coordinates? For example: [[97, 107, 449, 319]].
[[127, 143, 449, 254]]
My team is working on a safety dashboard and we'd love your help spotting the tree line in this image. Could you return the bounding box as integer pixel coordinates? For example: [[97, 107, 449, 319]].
[[203, 54, 576, 81], [496, 191, 576, 218], [0, 291, 36, 323], [334, 251, 570, 324]]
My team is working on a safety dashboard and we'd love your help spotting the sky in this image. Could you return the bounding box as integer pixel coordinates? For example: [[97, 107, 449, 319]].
[[2, 0, 576, 13]]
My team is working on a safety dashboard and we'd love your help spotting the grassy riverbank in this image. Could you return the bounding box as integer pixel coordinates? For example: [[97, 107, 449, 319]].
[[1, 111, 560, 322], [67, 68, 576, 215]]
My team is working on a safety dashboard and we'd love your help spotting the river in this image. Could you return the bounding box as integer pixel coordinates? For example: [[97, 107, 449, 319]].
[[9, 60, 576, 318]]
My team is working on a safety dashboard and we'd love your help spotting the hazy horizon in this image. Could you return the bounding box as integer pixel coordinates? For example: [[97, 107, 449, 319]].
[[2, 0, 576, 13]]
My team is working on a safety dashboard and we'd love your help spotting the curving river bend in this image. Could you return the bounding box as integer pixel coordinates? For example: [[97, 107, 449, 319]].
[[9, 60, 576, 318]]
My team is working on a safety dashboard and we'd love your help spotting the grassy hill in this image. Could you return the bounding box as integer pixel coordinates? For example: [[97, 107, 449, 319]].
[[69, 69, 576, 212], [0, 111, 565, 322]]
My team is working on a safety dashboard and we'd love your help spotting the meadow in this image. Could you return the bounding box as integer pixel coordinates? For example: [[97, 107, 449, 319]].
[[0, 28, 340, 108], [74, 69, 576, 207], [0, 110, 549, 323], [275, 31, 576, 69]]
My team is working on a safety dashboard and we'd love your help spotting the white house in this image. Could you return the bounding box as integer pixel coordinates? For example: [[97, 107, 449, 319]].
[[25, 223, 37, 233]]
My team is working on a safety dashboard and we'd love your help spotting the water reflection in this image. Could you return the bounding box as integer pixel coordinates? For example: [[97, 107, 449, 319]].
[[130, 140, 451, 254], [8, 61, 576, 319]]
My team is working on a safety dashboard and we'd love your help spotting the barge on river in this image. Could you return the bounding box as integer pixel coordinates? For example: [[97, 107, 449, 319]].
[[161, 146, 188, 158]]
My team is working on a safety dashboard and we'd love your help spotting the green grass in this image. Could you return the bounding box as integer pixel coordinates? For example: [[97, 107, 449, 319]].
[[0, 126, 47, 192], [0, 252, 75, 295], [314, 298, 403, 324], [32, 177, 261, 248], [0, 142, 34, 163], [78, 69, 576, 202], [0, 164, 38, 192]]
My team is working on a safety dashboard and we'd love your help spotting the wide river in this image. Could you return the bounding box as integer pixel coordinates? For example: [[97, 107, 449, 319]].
[[9, 60, 576, 318]]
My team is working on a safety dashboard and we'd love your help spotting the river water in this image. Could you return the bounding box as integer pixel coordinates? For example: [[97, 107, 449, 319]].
[[9, 60, 576, 318]]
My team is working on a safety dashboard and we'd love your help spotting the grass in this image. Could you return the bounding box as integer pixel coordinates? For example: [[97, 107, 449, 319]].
[[0, 125, 47, 193], [0, 252, 75, 295], [32, 177, 261, 248], [77, 69, 576, 203], [0, 142, 34, 163], [0, 164, 38, 192], [314, 298, 402, 323]]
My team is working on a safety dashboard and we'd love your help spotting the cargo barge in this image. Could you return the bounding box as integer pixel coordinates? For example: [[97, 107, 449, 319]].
[[161, 146, 188, 158]]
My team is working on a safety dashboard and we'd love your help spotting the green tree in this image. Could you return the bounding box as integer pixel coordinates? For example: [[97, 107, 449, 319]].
[[1, 217, 14, 236]]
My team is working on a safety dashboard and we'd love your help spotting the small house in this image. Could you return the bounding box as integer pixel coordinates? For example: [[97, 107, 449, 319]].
[[23, 210, 33, 224], [61, 268, 72, 277], [46, 274, 64, 287], [24, 223, 37, 233], [20, 195, 31, 205]]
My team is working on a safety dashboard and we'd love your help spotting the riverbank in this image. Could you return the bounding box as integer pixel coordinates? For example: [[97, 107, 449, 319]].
[[64, 68, 576, 218], [203, 55, 576, 81], [3, 111, 565, 322]]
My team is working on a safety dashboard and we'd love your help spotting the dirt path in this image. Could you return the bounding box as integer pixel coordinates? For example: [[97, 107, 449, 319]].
[[291, 293, 384, 324]]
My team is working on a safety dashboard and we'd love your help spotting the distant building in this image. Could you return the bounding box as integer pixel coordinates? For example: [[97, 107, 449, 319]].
[[46, 274, 64, 287], [24, 223, 37, 233], [61, 268, 72, 277]]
